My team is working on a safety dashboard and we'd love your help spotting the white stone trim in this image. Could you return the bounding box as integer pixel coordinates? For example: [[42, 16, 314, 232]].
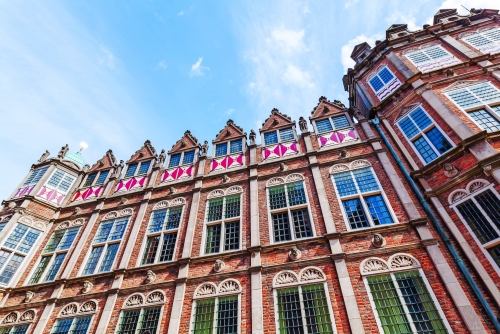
[[103, 208, 135, 220], [122, 290, 166, 309], [273, 267, 327, 288], [266, 173, 305, 187], [193, 279, 242, 299], [56, 218, 85, 230], [360, 253, 421, 276], [329, 159, 371, 174], [17, 216, 47, 232], [448, 179, 490, 204], [57, 300, 98, 318]]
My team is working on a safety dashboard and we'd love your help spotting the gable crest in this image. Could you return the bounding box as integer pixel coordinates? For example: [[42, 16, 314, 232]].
[[169, 130, 201, 153], [213, 119, 246, 143], [128, 140, 157, 163], [260, 108, 295, 131], [89, 149, 117, 172], [310, 97, 347, 119]]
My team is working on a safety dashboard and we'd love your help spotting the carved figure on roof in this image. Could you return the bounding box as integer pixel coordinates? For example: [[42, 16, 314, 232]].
[[38, 150, 50, 163], [156, 149, 166, 168], [299, 117, 308, 132], [249, 130, 256, 145], [58, 144, 69, 159], [201, 141, 209, 155], [113, 160, 124, 178]]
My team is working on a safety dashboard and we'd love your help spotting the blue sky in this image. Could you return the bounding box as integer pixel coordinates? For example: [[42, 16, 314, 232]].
[[0, 0, 496, 199]]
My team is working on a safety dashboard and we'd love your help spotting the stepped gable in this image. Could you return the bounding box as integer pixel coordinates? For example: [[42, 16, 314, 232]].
[[128, 140, 157, 163], [350, 42, 371, 59], [169, 130, 201, 153], [213, 120, 246, 143], [310, 96, 347, 120], [386, 24, 408, 39], [433, 8, 458, 24], [88, 150, 117, 172], [260, 108, 295, 132]]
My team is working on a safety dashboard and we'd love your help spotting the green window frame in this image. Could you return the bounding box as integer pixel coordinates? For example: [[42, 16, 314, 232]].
[[116, 307, 162, 334], [191, 295, 239, 334], [204, 194, 241, 255]]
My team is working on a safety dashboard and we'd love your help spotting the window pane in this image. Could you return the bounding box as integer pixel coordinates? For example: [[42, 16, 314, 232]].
[[331, 115, 350, 129], [465, 34, 493, 48], [44, 230, 65, 253], [412, 137, 438, 163], [365, 195, 394, 225], [0, 251, 10, 272], [301, 284, 335, 334], [139, 307, 161, 334], [488, 244, 500, 269], [84, 173, 97, 187], [276, 287, 303, 334], [475, 189, 500, 231], [457, 199, 498, 243], [272, 212, 291, 242], [353, 168, 379, 193], [291, 209, 313, 239], [217, 296, 239, 334], [469, 83, 500, 104], [117, 310, 140, 334], [468, 109, 500, 132], [183, 151, 195, 164], [279, 127, 294, 142], [59, 175, 74, 192], [29, 256, 51, 284], [149, 210, 166, 233], [108, 218, 129, 241], [138, 161, 151, 175], [332, 172, 357, 197], [95, 170, 109, 185], [287, 182, 307, 206], [48, 170, 64, 188], [159, 233, 177, 262], [4, 224, 28, 250], [410, 108, 432, 130], [71, 316, 92, 334], [44, 253, 66, 281], [367, 274, 412, 334], [51, 318, 74, 334], [166, 207, 182, 230], [23, 167, 48, 186], [407, 50, 431, 64], [10, 325, 29, 334], [269, 186, 287, 210], [369, 76, 384, 92], [205, 225, 221, 254], [18, 228, 40, 254], [399, 117, 419, 139], [125, 164, 138, 178], [98, 243, 119, 272], [264, 131, 278, 145], [0, 254, 24, 284], [224, 222, 240, 251], [484, 28, 500, 42], [192, 299, 215, 334], [447, 88, 481, 109], [83, 246, 104, 275], [225, 196, 240, 219], [94, 221, 114, 243], [0, 222, 7, 233], [379, 67, 395, 84], [215, 143, 228, 157], [492, 105, 500, 115], [425, 45, 449, 60], [230, 140, 243, 154], [142, 236, 160, 265], [316, 119, 333, 133], [169, 154, 181, 167], [342, 199, 370, 230], [58, 227, 80, 251], [394, 271, 447, 334], [424, 127, 452, 154], [207, 198, 224, 222]]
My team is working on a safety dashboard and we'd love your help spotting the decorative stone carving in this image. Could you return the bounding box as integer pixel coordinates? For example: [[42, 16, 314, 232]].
[[38, 150, 50, 163], [339, 149, 350, 158], [74, 218, 84, 226], [226, 186, 243, 195], [468, 180, 488, 194], [298, 117, 308, 132], [120, 197, 128, 205], [82, 281, 93, 294], [350, 159, 371, 170], [446, 68, 455, 77], [279, 163, 288, 172], [208, 189, 225, 199], [300, 268, 324, 281], [330, 164, 350, 174], [443, 163, 458, 178], [145, 270, 156, 284], [196, 283, 217, 296], [201, 141, 209, 155], [57, 144, 69, 159], [74, 206, 82, 215], [8, 202, 16, 209], [180, 140, 187, 148], [170, 197, 186, 206], [146, 291, 165, 304], [222, 175, 230, 183], [272, 117, 279, 125], [170, 186, 177, 194], [61, 303, 78, 316], [120, 208, 134, 216], [24, 291, 35, 303], [125, 294, 144, 307], [214, 259, 225, 273], [390, 254, 418, 269], [288, 246, 302, 261], [153, 200, 169, 210], [285, 173, 304, 183], [450, 190, 468, 204], [463, 17, 471, 26], [219, 280, 240, 293], [249, 130, 256, 145], [362, 258, 389, 273], [80, 301, 97, 313], [104, 211, 118, 220], [156, 149, 166, 168], [275, 272, 298, 285], [113, 160, 124, 178], [20, 310, 35, 322], [483, 164, 492, 174], [372, 234, 386, 248], [2, 312, 17, 324], [267, 177, 285, 186]]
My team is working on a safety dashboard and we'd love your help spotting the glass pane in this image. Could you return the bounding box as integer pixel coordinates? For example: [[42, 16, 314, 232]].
[[424, 127, 452, 155], [488, 245, 500, 269], [269, 186, 287, 210], [279, 127, 294, 142], [0, 222, 6, 233], [207, 198, 224, 222], [138, 161, 151, 175], [142, 236, 160, 265], [51, 318, 74, 334], [58, 227, 80, 251], [410, 107, 432, 130], [183, 151, 195, 165], [125, 164, 138, 178], [342, 199, 370, 229], [331, 115, 350, 129], [0, 251, 10, 273], [457, 199, 498, 243], [332, 172, 357, 197], [192, 299, 216, 334], [475, 189, 500, 231], [4, 224, 28, 250], [367, 274, 412, 334], [44, 230, 65, 253], [11, 325, 29, 334], [149, 210, 167, 233], [301, 284, 335, 334], [365, 195, 394, 225], [138, 307, 161, 334], [264, 131, 278, 145], [217, 296, 238, 334], [18, 228, 40, 253], [315, 119, 333, 133], [169, 154, 181, 167], [369, 76, 384, 92], [425, 45, 449, 60], [464, 33, 493, 48], [224, 196, 240, 219], [291, 209, 313, 239], [492, 105, 500, 115], [84, 173, 97, 187], [224, 222, 240, 251], [117, 310, 140, 334], [83, 246, 104, 275], [166, 207, 182, 230], [272, 212, 291, 242], [94, 221, 114, 243], [0, 254, 24, 284], [287, 183, 307, 206], [470, 83, 500, 104], [44, 253, 66, 281], [23, 167, 48, 186], [108, 218, 129, 241], [412, 137, 438, 163], [379, 67, 395, 84], [399, 117, 419, 139], [407, 50, 431, 64], [276, 287, 304, 334], [484, 28, 500, 42], [229, 140, 243, 154], [59, 175, 75, 192], [353, 168, 379, 193], [48, 170, 64, 188], [205, 225, 221, 254], [215, 143, 228, 157], [468, 109, 500, 132], [29, 256, 51, 284], [71, 316, 92, 334], [447, 88, 481, 109], [95, 170, 109, 185], [98, 243, 119, 272], [159, 233, 177, 262]]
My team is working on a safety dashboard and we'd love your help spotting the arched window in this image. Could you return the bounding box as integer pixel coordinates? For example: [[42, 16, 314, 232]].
[[51, 301, 97, 334], [116, 291, 165, 334], [0, 309, 37, 334]]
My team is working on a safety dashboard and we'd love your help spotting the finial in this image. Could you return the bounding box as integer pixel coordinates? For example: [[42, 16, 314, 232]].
[[79, 142, 88, 153]]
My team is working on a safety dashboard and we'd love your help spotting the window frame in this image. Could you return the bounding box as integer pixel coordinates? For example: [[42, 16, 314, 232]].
[[45, 169, 76, 195], [115, 304, 164, 334], [404, 44, 458, 73], [367, 66, 399, 95], [51, 301, 97, 334], [213, 138, 245, 158], [312, 114, 354, 135], [82, 170, 110, 188], [396, 105, 454, 164], [22, 166, 49, 187], [461, 27, 500, 53], [167, 150, 196, 168], [124, 161, 152, 179], [262, 126, 297, 147]]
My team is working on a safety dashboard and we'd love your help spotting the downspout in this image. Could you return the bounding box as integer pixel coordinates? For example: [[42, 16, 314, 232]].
[[370, 118, 500, 332]]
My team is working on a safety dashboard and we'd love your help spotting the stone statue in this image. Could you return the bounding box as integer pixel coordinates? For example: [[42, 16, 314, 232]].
[[339, 149, 350, 158], [113, 160, 124, 178], [222, 174, 230, 183], [249, 130, 256, 145], [24, 291, 35, 303], [214, 259, 225, 273], [372, 234, 386, 248], [299, 117, 308, 132], [156, 149, 166, 168], [83, 164, 90, 172], [289, 246, 302, 261], [201, 141, 209, 155], [169, 187, 177, 194], [279, 163, 288, 172], [443, 163, 458, 178], [82, 281, 93, 294], [145, 270, 156, 284], [57, 144, 69, 159], [38, 150, 50, 163]]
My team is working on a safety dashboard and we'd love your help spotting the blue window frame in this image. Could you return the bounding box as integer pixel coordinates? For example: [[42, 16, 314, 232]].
[[125, 164, 138, 178], [182, 151, 195, 164], [137, 161, 151, 175], [264, 127, 295, 146], [215, 139, 243, 157], [264, 131, 279, 145], [368, 67, 395, 93], [95, 170, 109, 185], [215, 143, 228, 157], [229, 139, 242, 153], [169, 151, 195, 168], [51, 316, 92, 334], [23, 167, 49, 187], [315, 115, 351, 134], [168, 154, 181, 167]]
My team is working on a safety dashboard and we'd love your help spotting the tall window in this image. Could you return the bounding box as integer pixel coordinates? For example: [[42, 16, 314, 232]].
[[315, 115, 351, 134], [50, 316, 92, 334], [169, 150, 195, 168], [264, 127, 295, 145], [47, 170, 75, 194], [331, 161, 395, 230], [367, 66, 401, 101], [22, 167, 49, 187], [404, 45, 460, 73], [397, 106, 453, 164], [83, 170, 109, 188], [461, 27, 500, 53], [215, 139, 243, 157], [116, 307, 161, 334], [0, 325, 29, 334], [445, 82, 500, 132], [29, 226, 80, 284], [124, 161, 151, 178], [191, 280, 241, 334], [0, 223, 41, 285], [204, 190, 241, 254], [82, 217, 129, 275], [267, 176, 313, 243], [141, 205, 183, 264]]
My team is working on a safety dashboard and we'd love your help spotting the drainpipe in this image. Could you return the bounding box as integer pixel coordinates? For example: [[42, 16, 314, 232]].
[[371, 118, 500, 332]]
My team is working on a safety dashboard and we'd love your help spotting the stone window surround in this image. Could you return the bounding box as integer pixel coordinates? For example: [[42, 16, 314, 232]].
[[44, 168, 77, 195], [136, 198, 187, 267], [0, 309, 37, 331], [260, 124, 299, 148], [311, 112, 355, 135], [211, 138, 246, 159], [166, 149, 197, 169], [115, 290, 166, 334], [123, 160, 153, 179], [366, 65, 400, 97], [360, 253, 452, 334], [50, 300, 98, 334], [265, 173, 317, 244], [81, 169, 111, 189], [395, 104, 455, 165], [459, 26, 500, 54], [329, 159, 399, 231], [200, 186, 244, 256], [402, 43, 460, 73]]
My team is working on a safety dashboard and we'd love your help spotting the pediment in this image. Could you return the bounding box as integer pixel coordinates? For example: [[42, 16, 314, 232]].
[[260, 108, 295, 132], [441, 80, 487, 93], [433, 8, 457, 24], [351, 42, 371, 59], [128, 140, 157, 163], [169, 130, 201, 153], [89, 149, 117, 172], [310, 97, 347, 120], [386, 24, 408, 38], [213, 120, 246, 143], [393, 103, 421, 124]]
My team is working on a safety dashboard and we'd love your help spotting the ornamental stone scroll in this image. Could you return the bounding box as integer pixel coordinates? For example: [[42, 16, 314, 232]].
[[58, 301, 98, 317], [194, 279, 242, 299], [17, 216, 47, 232], [273, 267, 327, 288], [329, 159, 372, 175], [360, 253, 421, 275], [266, 172, 305, 187], [448, 179, 490, 204], [1, 310, 37, 325], [123, 290, 166, 308]]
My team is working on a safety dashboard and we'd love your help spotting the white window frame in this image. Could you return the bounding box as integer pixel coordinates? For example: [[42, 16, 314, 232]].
[[52, 301, 98, 334], [45, 168, 76, 195], [312, 113, 354, 134], [124, 160, 152, 179], [167, 150, 196, 168], [330, 160, 398, 231], [404, 44, 459, 73], [213, 138, 245, 158], [22, 167, 49, 187], [367, 65, 401, 97], [82, 170, 111, 188], [137, 199, 186, 266], [115, 291, 166, 334], [461, 27, 500, 54], [262, 126, 297, 146], [266, 174, 316, 244], [201, 187, 243, 256], [396, 105, 454, 164]]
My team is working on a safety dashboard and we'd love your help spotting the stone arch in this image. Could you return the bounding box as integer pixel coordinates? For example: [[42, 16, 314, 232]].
[[19, 309, 36, 322], [298, 266, 326, 282], [466, 179, 490, 195], [146, 290, 166, 304], [208, 189, 225, 199], [448, 189, 469, 204], [273, 270, 299, 287], [285, 173, 305, 183], [267, 177, 285, 187], [119, 208, 134, 217], [218, 279, 242, 294], [124, 293, 145, 307], [194, 282, 218, 298], [152, 200, 169, 210], [1, 311, 19, 324], [104, 211, 118, 220], [329, 164, 350, 174], [226, 186, 243, 195], [388, 253, 420, 270], [59, 303, 79, 317], [350, 159, 372, 170], [170, 197, 186, 206], [79, 300, 98, 314], [360, 257, 390, 275]]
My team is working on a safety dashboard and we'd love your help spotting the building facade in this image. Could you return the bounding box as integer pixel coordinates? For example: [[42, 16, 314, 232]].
[[0, 7, 500, 334]]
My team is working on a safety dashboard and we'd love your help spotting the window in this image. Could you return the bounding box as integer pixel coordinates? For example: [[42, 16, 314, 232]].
[[315, 115, 351, 134], [82, 218, 129, 275], [169, 150, 195, 168], [331, 162, 395, 230], [141, 206, 183, 264], [204, 191, 241, 254], [445, 82, 500, 133], [125, 161, 151, 178], [264, 127, 295, 145], [462, 27, 500, 53], [405, 45, 460, 73], [367, 66, 401, 101], [267, 177, 313, 243], [215, 139, 243, 157], [51, 316, 92, 334], [397, 106, 453, 164], [0, 223, 41, 285], [83, 173, 97, 187], [47, 170, 75, 193], [23, 167, 49, 187], [116, 307, 161, 334], [29, 227, 80, 284], [83, 170, 109, 188]]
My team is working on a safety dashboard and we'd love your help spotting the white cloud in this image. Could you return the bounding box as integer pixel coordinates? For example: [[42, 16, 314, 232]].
[[80, 141, 89, 150], [177, 11, 184, 16], [226, 108, 235, 115], [156, 59, 167, 70], [345, 0, 360, 8], [386, 12, 421, 31], [340, 34, 381, 73], [271, 28, 305, 52], [283, 64, 314, 88], [189, 57, 209, 77], [99, 46, 116, 69]]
